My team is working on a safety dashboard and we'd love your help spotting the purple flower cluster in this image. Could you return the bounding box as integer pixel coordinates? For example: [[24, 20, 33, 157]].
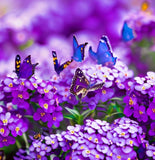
[[123, 71, 155, 138], [54, 60, 134, 110], [0, 75, 63, 148], [14, 117, 154, 160], [0, 107, 28, 147]]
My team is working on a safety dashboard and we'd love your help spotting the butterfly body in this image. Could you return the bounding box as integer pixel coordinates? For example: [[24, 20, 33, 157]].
[[70, 68, 104, 99], [52, 51, 73, 75], [72, 35, 88, 62], [89, 36, 117, 67], [33, 132, 41, 140], [15, 55, 38, 79], [122, 21, 134, 42]]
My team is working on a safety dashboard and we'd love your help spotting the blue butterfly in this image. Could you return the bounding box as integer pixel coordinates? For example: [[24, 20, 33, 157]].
[[121, 21, 134, 42], [52, 51, 73, 75], [15, 55, 38, 79], [89, 35, 117, 67], [72, 35, 88, 62]]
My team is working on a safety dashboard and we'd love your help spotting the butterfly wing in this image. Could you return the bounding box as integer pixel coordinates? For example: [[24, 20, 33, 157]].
[[96, 36, 117, 67], [72, 35, 88, 62], [15, 55, 21, 77], [73, 35, 78, 51], [52, 51, 73, 75], [122, 21, 134, 42], [70, 68, 89, 97], [89, 82, 104, 92], [52, 51, 60, 74], [18, 55, 38, 79]]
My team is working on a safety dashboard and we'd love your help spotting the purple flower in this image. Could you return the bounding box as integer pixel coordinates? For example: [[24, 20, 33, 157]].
[[133, 105, 148, 122], [0, 112, 14, 126], [47, 111, 63, 128], [39, 98, 55, 113], [147, 101, 155, 120], [45, 134, 59, 149], [9, 119, 28, 137], [148, 122, 155, 136], [12, 87, 29, 109], [33, 108, 49, 122], [0, 135, 15, 147]]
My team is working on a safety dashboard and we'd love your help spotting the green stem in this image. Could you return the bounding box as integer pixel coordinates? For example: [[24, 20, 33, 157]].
[[22, 133, 29, 149], [24, 115, 34, 119], [16, 140, 22, 149]]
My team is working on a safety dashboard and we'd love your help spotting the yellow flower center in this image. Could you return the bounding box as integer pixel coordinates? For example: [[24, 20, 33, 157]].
[[33, 83, 37, 87], [102, 90, 106, 94], [18, 94, 23, 99], [70, 130, 74, 134], [51, 140, 55, 144], [110, 153, 113, 156], [40, 112, 45, 117], [86, 150, 90, 154], [15, 127, 20, 132], [21, 82, 24, 85], [142, 86, 145, 90], [152, 108, 155, 113], [88, 137, 92, 141], [117, 155, 121, 159], [127, 158, 131, 160], [139, 110, 143, 115], [80, 146, 84, 149], [95, 154, 100, 158], [121, 132, 125, 136], [94, 138, 98, 143], [53, 117, 56, 121], [129, 97, 134, 105], [3, 139, 7, 142], [37, 155, 41, 159], [3, 119, 7, 124], [9, 83, 13, 87], [129, 140, 133, 146], [44, 89, 49, 93], [43, 103, 48, 109], [0, 128, 4, 133]]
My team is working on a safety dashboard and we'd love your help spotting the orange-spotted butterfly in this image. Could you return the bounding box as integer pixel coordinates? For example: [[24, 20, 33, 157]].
[[15, 55, 38, 79], [52, 51, 73, 75]]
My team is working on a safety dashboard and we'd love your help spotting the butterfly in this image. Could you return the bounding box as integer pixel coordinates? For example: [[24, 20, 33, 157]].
[[52, 51, 73, 75], [33, 132, 41, 140], [72, 35, 88, 62], [70, 68, 104, 99], [15, 54, 38, 79], [121, 21, 134, 42], [89, 35, 117, 68]]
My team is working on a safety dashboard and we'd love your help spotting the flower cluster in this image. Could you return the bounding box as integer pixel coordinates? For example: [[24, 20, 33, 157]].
[[0, 76, 63, 147], [14, 117, 154, 160]]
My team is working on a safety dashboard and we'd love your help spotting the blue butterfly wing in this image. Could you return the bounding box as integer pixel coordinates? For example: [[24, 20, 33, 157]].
[[73, 35, 78, 51], [122, 22, 134, 42], [89, 46, 97, 60], [96, 36, 117, 67], [72, 35, 88, 62]]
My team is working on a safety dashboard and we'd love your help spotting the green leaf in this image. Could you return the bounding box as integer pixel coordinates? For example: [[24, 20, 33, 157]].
[[65, 107, 80, 117], [64, 114, 75, 120]]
